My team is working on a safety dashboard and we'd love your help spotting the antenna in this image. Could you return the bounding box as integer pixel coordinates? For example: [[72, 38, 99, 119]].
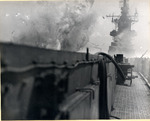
[[123, 0, 127, 7], [140, 50, 148, 58], [134, 8, 138, 17]]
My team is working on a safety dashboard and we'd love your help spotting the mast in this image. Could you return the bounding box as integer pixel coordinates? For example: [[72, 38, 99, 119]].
[[123, 0, 127, 7]]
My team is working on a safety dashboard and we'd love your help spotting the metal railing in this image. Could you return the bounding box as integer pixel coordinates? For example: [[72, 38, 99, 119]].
[[129, 58, 150, 84]]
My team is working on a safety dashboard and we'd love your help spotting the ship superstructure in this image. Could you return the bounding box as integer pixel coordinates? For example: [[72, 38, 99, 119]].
[[107, 0, 138, 56]]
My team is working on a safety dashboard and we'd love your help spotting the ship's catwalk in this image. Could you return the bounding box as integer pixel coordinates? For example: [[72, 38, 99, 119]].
[[111, 72, 150, 119]]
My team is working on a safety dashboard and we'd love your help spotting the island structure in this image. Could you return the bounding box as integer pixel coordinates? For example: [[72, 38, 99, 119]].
[[107, 0, 138, 56]]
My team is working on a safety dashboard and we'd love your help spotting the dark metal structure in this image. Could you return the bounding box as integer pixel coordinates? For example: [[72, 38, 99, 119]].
[[114, 54, 135, 86], [1, 42, 127, 120]]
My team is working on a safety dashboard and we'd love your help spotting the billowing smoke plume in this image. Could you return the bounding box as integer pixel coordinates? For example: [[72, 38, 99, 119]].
[[110, 29, 137, 57], [1, 0, 150, 57], [11, 0, 96, 51]]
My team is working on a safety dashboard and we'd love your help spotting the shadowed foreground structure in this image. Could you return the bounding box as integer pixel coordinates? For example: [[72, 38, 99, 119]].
[[1, 42, 150, 119]]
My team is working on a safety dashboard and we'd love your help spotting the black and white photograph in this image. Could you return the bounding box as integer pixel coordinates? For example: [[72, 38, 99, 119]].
[[1, 0, 150, 120]]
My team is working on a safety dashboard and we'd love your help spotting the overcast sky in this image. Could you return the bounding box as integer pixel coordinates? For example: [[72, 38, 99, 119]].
[[0, 0, 150, 57]]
